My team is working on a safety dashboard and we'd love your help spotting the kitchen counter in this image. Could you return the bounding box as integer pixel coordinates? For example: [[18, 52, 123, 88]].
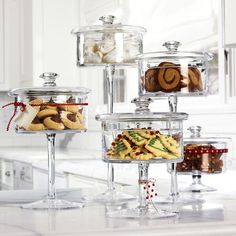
[[1, 147, 236, 235], [0, 189, 236, 236]]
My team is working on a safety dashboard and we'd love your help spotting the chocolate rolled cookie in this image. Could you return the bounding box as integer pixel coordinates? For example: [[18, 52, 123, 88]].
[[187, 67, 203, 92], [43, 114, 65, 130], [156, 62, 186, 92], [144, 69, 160, 92]]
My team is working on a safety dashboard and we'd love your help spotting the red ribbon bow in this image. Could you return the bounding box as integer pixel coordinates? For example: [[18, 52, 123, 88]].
[[2, 102, 27, 131]]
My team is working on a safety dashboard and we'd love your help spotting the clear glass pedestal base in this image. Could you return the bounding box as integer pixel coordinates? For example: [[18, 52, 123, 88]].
[[21, 198, 84, 210], [84, 189, 135, 204], [107, 204, 177, 219], [180, 182, 216, 193], [154, 194, 205, 205]]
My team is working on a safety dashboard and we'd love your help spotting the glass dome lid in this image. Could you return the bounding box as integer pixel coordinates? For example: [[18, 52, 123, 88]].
[[9, 73, 91, 97], [96, 97, 188, 122], [137, 41, 213, 62], [71, 15, 147, 35]]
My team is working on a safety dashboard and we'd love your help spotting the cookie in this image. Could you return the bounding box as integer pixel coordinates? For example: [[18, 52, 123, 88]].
[[60, 111, 84, 130], [27, 117, 46, 131], [43, 114, 65, 130], [37, 109, 58, 119]]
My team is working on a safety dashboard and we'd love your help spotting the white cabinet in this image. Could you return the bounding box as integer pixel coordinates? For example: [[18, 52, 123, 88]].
[[0, 0, 33, 91], [33, 167, 66, 190], [223, 0, 236, 47]]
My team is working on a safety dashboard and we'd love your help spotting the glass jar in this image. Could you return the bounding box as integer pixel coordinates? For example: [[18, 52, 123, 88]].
[[96, 98, 188, 164], [72, 15, 146, 66], [177, 126, 230, 192], [8, 72, 91, 133], [137, 41, 213, 97]]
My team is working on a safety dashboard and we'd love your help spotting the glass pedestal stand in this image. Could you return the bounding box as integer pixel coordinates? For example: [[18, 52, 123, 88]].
[[180, 172, 216, 193], [107, 163, 176, 219], [22, 133, 84, 209], [156, 96, 202, 205], [84, 65, 134, 204]]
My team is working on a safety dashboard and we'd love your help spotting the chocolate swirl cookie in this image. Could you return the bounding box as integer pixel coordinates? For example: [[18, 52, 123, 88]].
[[156, 62, 185, 92], [187, 67, 203, 92]]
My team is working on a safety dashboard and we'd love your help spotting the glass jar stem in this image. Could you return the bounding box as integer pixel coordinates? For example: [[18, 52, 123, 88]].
[[168, 95, 178, 112], [105, 64, 115, 114], [105, 65, 116, 192], [47, 133, 56, 200], [138, 162, 149, 209], [168, 95, 179, 201], [169, 163, 179, 200], [192, 173, 202, 185]]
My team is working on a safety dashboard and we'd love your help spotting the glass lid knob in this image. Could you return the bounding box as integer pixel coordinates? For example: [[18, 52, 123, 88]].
[[188, 126, 202, 138], [40, 72, 58, 87], [132, 97, 153, 114], [163, 41, 181, 52], [99, 15, 115, 25]]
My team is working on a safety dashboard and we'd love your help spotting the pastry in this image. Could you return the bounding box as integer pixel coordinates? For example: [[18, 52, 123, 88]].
[[60, 111, 84, 130], [43, 114, 65, 130], [111, 139, 132, 159], [37, 109, 58, 119], [145, 136, 177, 160], [27, 117, 46, 131], [123, 131, 147, 146], [107, 129, 181, 161], [144, 69, 160, 92], [187, 67, 203, 92], [42, 97, 57, 111], [156, 62, 185, 92], [59, 96, 79, 113], [29, 98, 44, 111], [158, 134, 180, 157], [177, 144, 224, 173]]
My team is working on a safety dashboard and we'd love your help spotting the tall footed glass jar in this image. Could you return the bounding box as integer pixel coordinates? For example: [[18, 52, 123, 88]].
[[72, 15, 146, 203], [6, 72, 91, 209], [96, 98, 188, 218]]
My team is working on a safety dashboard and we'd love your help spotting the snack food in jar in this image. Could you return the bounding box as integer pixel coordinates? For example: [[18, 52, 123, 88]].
[[7, 72, 90, 133], [72, 15, 146, 66], [137, 41, 213, 97]]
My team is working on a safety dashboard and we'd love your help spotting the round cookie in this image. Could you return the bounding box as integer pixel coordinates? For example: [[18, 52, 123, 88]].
[[43, 114, 65, 130], [29, 98, 44, 111], [144, 68, 160, 92], [27, 117, 46, 131], [59, 96, 79, 113], [37, 109, 58, 119], [61, 111, 84, 130]]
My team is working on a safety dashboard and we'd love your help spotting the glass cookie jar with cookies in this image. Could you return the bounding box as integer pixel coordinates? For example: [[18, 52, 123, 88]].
[[176, 126, 231, 192], [137, 41, 213, 97], [7, 72, 91, 133], [96, 97, 188, 164]]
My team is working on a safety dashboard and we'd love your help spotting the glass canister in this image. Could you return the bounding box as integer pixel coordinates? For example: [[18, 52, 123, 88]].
[[71, 15, 146, 66], [177, 126, 230, 192], [8, 73, 91, 133], [96, 98, 188, 164], [95, 97, 188, 219], [137, 41, 213, 97], [3, 72, 91, 210]]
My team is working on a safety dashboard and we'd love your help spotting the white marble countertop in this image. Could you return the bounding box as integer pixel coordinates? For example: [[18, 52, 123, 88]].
[[0, 189, 236, 236], [1, 147, 236, 235]]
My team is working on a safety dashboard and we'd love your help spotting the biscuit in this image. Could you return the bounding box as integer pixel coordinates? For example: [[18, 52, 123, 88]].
[[37, 109, 58, 119], [60, 111, 84, 130], [43, 115, 65, 130]]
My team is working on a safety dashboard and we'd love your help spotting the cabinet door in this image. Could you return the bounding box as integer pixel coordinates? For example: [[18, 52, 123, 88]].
[[223, 0, 236, 47]]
